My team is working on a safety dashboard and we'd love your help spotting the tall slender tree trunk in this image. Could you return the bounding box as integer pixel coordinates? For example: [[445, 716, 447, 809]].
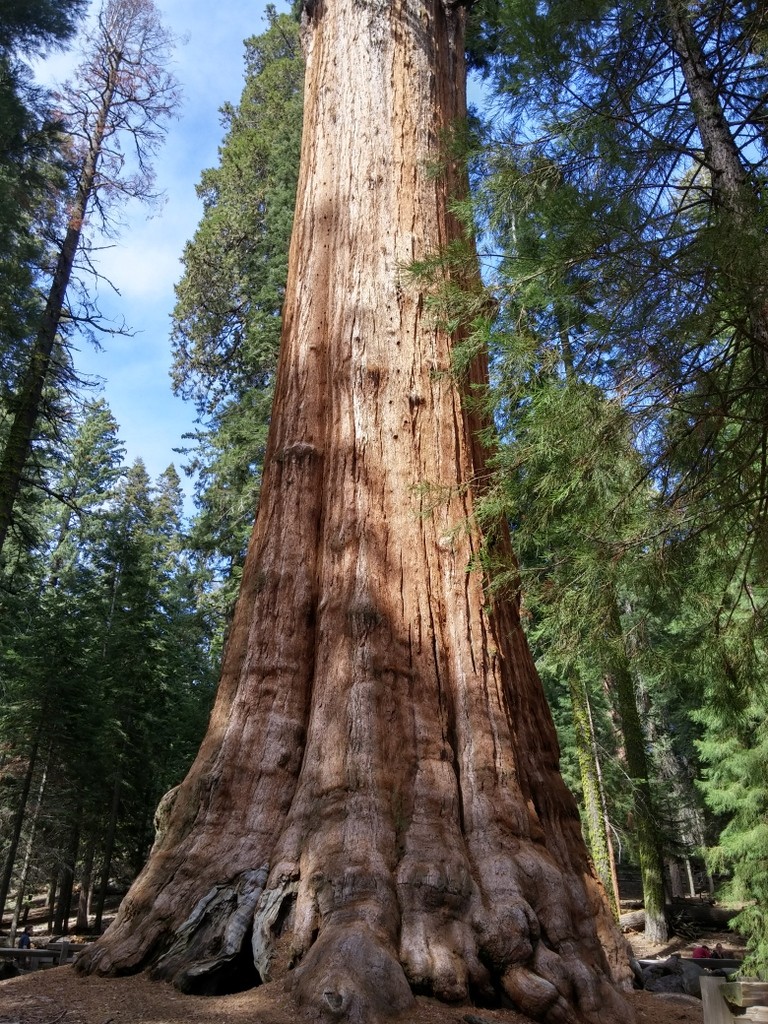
[[665, 0, 768, 361], [606, 600, 667, 944], [0, 724, 42, 924], [9, 752, 50, 945], [586, 687, 621, 914], [94, 772, 123, 933], [559, 336, 619, 920], [568, 674, 619, 919], [54, 810, 82, 934], [78, 2, 631, 1020], [666, 0, 749, 202], [76, 839, 96, 931], [46, 872, 57, 932], [685, 858, 697, 898]]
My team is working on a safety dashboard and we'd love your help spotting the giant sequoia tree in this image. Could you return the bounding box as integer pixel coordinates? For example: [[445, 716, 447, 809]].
[[78, 1, 631, 1019]]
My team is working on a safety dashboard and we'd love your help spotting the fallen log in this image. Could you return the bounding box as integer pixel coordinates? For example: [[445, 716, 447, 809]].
[[621, 902, 738, 933], [670, 903, 737, 927]]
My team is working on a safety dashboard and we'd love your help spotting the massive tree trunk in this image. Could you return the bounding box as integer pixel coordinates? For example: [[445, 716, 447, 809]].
[[77, 1, 632, 1019]]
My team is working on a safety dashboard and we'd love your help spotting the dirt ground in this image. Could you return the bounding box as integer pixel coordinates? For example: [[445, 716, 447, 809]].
[[0, 929, 743, 1024]]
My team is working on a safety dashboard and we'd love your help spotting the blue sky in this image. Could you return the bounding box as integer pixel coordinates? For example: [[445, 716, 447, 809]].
[[36, 0, 277, 507]]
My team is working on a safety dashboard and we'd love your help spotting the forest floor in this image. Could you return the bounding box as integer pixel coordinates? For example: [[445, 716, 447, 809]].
[[0, 925, 745, 1024]]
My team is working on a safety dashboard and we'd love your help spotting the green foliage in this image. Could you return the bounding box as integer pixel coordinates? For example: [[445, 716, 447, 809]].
[[172, 7, 302, 412], [468, 0, 768, 954], [473, 0, 768, 552], [0, 0, 86, 54], [0, 67, 63, 401], [480, 331, 672, 901], [662, 522, 768, 967], [0, 399, 217, 925], [696, 688, 768, 975], [0, 0, 82, 377], [171, 6, 303, 600]]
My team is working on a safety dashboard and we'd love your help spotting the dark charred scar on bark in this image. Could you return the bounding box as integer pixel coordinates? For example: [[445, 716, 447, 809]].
[[273, 442, 322, 464], [301, 0, 322, 24], [346, 598, 385, 636]]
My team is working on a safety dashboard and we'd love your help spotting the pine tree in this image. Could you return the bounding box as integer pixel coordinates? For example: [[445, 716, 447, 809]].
[[0, 398, 125, 926], [0, 0, 84, 501], [0, 0, 180, 558], [463, 0, 768, 951], [0, 403, 216, 934]]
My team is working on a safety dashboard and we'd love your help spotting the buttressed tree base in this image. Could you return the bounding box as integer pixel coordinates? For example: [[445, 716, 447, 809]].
[[77, 0, 634, 1020]]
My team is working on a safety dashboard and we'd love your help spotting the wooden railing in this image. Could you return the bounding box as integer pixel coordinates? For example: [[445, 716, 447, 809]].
[[0, 940, 91, 970], [702, 977, 768, 1024]]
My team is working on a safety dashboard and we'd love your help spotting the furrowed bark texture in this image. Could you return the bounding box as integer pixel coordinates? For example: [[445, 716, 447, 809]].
[[78, 1, 632, 1020]]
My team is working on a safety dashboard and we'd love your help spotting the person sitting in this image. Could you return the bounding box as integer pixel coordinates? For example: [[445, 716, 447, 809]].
[[692, 944, 712, 959]]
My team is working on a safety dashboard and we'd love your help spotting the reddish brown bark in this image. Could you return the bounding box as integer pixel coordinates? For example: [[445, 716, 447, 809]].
[[77, 1, 633, 1020]]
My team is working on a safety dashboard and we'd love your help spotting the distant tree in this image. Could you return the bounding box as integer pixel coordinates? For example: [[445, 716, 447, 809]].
[[0, 403, 215, 934], [0, 398, 126, 928], [0, 0, 180, 558]]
